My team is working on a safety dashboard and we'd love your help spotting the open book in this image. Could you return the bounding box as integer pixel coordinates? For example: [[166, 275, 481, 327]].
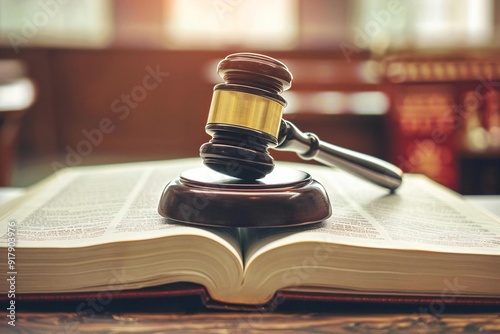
[[1, 159, 499, 306]]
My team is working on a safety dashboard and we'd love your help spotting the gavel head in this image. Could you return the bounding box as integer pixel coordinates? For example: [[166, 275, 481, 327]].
[[199, 53, 293, 179]]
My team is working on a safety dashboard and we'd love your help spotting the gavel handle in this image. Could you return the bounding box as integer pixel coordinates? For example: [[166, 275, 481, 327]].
[[275, 120, 403, 191]]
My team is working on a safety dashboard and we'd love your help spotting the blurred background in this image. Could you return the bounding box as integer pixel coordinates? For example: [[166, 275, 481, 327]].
[[0, 0, 499, 194]]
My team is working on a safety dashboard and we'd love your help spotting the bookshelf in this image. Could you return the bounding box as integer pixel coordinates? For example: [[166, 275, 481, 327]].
[[382, 52, 500, 194]]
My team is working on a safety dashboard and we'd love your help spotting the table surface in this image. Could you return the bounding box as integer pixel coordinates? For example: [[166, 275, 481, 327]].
[[0, 311, 498, 333], [1, 189, 499, 333]]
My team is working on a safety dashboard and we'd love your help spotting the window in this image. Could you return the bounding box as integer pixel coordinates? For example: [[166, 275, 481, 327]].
[[350, 0, 494, 50], [163, 0, 298, 49], [0, 0, 113, 51]]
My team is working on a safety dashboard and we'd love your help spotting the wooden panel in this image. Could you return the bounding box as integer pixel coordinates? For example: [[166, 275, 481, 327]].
[[1, 48, 381, 175], [48, 49, 220, 165], [1, 311, 499, 333]]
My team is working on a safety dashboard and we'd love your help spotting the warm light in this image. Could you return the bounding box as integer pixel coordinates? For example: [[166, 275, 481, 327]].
[[0, 0, 113, 49], [348, 91, 389, 115], [0, 78, 36, 111], [164, 0, 298, 49], [413, 0, 493, 47], [283, 91, 389, 115]]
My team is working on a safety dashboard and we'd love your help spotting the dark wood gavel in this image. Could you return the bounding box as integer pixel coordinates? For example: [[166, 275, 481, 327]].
[[199, 53, 403, 191]]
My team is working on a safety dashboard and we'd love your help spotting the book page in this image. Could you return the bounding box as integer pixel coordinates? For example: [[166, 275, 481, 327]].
[[0, 159, 241, 259], [245, 162, 500, 261]]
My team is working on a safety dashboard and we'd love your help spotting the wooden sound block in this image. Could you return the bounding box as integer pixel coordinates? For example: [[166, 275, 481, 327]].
[[158, 166, 331, 228]]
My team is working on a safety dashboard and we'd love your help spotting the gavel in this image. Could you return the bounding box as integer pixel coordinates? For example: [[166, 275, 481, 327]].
[[199, 53, 403, 191]]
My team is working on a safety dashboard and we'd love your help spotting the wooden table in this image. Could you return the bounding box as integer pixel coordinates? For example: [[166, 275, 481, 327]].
[[1, 309, 499, 333], [1, 290, 499, 333]]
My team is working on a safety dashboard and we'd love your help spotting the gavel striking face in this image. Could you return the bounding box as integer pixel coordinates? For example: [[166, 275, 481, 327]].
[[200, 53, 403, 191]]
